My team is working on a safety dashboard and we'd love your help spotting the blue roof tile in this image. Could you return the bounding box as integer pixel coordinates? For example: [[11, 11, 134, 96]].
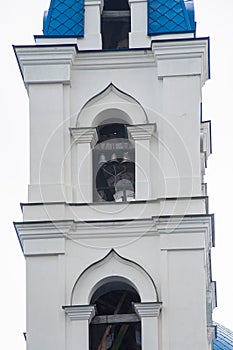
[[43, 0, 195, 38], [43, 0, 84, 37], [148, 0, 195, 36], [214, 324, 233, 350]]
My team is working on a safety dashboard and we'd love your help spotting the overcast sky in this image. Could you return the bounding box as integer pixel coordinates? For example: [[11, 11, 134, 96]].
[[0, 0, 232, 348]]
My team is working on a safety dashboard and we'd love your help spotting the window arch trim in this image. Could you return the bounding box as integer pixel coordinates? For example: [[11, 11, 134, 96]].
[[76, 83, 149, 128], [71, 249, 159, 305]]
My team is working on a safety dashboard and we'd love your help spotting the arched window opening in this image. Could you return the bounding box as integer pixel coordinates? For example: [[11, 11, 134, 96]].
[[90, 281, 141, 350], [93, 123, 135, 202], [101, 0, 131, 49]]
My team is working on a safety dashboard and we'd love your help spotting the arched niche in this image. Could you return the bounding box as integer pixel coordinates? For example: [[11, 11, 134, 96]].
[[76, 84, 148, 128], [71, 84, 155, 203], [70, 250, 158, 305]]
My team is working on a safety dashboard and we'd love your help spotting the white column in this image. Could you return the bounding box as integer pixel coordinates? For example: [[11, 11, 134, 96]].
[[79, 0, 103, 50], [129, 0, 151, 48], [63, 305, 95, 350], [134, 302, 162, 350], [127, 124, 156, 200], [70, 128, 97, 203]]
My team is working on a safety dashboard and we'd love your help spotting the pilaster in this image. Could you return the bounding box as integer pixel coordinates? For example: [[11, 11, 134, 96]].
[[134, 302, 162, 350], [63, 305, 96, 350], [70, 127, 98, 203], [127, 124, 156, 200]]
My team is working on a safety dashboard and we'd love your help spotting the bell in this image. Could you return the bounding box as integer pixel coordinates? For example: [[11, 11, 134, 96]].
[[114, 179, 135, 202], [98, 154, 107, 164], [122, 152, 130, 163], [110, 153, 119, 162]]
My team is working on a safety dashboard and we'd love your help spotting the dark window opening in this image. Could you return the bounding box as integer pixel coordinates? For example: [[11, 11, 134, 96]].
[[93, 123, 135, 202], [97, 123, 128, 143], [101, 0, 131, 49], [90, 282, 141, 350], [103, 0, 130, 11]]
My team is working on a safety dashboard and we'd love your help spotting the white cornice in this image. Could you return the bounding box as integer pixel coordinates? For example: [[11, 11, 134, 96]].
[[14, 220, 74, 256], [15, 220, 74, 240], [14, 39, 209, 82], [156, 215, 214, 250], [69, 219, 157, 239], [15, 218, 157, 242], [14, 215, 214, 256], [63, 305, 96, 322], [70, 127, 98, 146], [21, 198, 208, 224], [14, 45, 77, 84], [156, 215, 213, 234], [15, 215, 213, 244], [152, 38, 209, 84], [127, 124, 156, 140], [73, 49, 155, 70], [134, 302, 162, 318]]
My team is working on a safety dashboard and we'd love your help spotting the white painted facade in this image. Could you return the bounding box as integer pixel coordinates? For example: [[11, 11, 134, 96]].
[[14, 3, 216, 350]]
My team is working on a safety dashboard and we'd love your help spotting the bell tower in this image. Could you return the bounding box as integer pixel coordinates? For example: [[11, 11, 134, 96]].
[[14, 0, 216, 349]]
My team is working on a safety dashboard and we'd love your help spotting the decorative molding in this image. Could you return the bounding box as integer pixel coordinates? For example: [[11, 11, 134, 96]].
[[15, 214, 214, 257], [70, 127, 98, 146], [73, 49, 156, 70], [152, 38, 209, 84], [156, 215, 213, 234], [133, 302, 162, 318], [13, 45, 77, 85], [21, 198, 208, 222], [14, 220, 74, 241], [63, 305, 96, 322], [77, 83, 149, 127], [71, 249, 158, 305], [127, 124, 156, 140], [15, 215, 213, 243], [69, 219, 157, 239], [156, 215, 214, 251]]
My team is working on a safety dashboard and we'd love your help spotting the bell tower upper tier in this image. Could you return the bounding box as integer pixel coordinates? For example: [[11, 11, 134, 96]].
[[14, 0, 210, 216], [38, 0, 196, 49]]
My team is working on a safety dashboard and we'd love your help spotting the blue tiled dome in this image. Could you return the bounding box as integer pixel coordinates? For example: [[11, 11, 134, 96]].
[[43, 0, 195, 37], [214, 324, 233, 350]]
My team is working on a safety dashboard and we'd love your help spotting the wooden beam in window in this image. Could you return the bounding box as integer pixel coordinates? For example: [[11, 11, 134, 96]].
[[91, 313, 140, 324]]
